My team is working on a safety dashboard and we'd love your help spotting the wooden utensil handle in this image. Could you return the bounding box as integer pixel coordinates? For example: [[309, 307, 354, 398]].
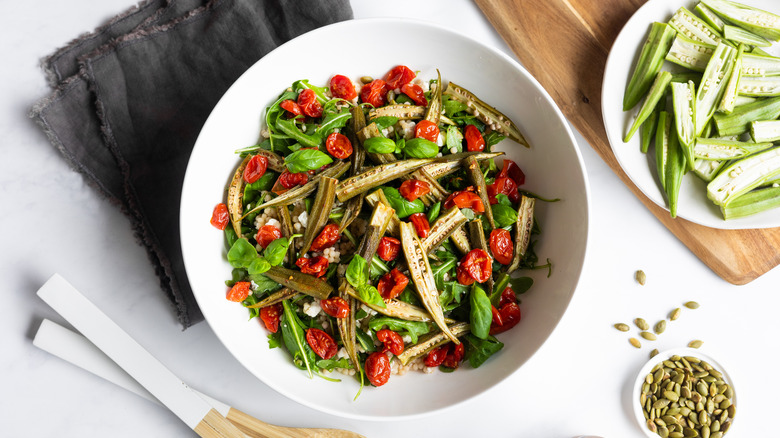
[[195, 409, 248, 438]]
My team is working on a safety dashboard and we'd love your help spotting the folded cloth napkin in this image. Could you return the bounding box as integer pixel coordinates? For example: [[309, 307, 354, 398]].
[[31, 0, 353, 327]]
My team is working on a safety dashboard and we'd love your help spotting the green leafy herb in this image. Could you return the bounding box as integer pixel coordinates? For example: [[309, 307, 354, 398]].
[[443, 96, 468, 116], [382, 187, 425, 218], [368, 317, 431, 344], [465, 334, 504, 368], [250, 274, 282, 295], [355, 329, 376, 353], [363, 137, 396, 154], [357, 284, 386, 308], [483, 131, 506, 147], [370, 255, 390, 279], [469, 284, 492, 339], [439, 281, 470, 312], [445, 125, 463, 153], [316, 357, 353, 371], [292, 79, 329, 104], [491, 203, 518, 228], [427, 201, 442, 223], [264, 236, 294, 266], [346, 254, 369, 288], [316, 109, 352, 137], [280, 300, 314, 378], [373, 116, 399, 130], [404, 138, 439, 158], [284, 149, 333, 173], [509, 276, 534, 294], [247, 257, 271, 276], [275, 117, 322, 149], [227, 238, 258, 269], [495, 194, 512, 206], [267, 332, 282, 349], [224, 227, 238, 251]]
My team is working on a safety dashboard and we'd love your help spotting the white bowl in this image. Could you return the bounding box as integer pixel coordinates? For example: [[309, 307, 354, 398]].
[[602, 0, 780, 229], [632, 348, 737, 437], [180, 18, 590, 420]]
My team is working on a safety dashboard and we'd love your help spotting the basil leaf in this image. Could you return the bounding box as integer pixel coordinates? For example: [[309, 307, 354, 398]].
[[509, 276, 534, 294], [465, 334, 504, 368], [381, 187, 424, 218], [461, 208, 476, 220], [495, 193, 512, 206], [373, 116, 399, 130], [394, 137, 405, 154], [284, 149, 333, 173], [491, 204, 518, 228], [227, 238, 258, 269], [431, 258, 457, 291], [368, 317, 431, 344], [224, 227, 238, 251], [281, 300, 314, 377], [357, 284, 386, 308], [263, 237, 290, 266], [363, 137, 396, 154], [445, 125, 463, 153], [469, 284, 492, 339], [427, 201, 442, 223], [346, 255, 368, 288], [403, 138, 439, 158], [247, 257, 271, 276], [248, 273, 281, 294]]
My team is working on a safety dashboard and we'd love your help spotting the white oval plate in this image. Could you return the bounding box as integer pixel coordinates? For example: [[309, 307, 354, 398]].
[[181, 18, 590, 420], [602, 0, 780, 229]]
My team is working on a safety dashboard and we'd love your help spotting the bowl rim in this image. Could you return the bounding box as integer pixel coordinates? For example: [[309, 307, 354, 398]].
[[180, 16, 591, 421]]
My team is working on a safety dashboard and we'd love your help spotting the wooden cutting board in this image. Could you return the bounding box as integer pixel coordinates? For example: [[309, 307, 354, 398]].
[[475, 0, 780, 284]]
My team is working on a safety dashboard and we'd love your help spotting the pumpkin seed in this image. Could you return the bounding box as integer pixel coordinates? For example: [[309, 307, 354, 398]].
[[701, 425, 710, 438], [665, 390, 680, 402], [688, 340, 704, 348], [711, 432, 723, 438], [670, 307, 681, 321], [659, 426, 670, 438], [670, 432, 684, 438], [685, 301, 700, 309], [641, 331, 658, 341], [360, 76, 373, 84], [630, 337, 641, 348], [654, 399, 671, 409], [614, 323, 630, 332], [655, 320, 667, 334], [684, 356, 701, 364], [636, 269, 647, 285], [650, 348, 659, 358], [635, 318, 649, 330]]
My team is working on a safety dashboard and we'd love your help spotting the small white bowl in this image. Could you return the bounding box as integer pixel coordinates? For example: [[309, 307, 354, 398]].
[[632, 348, 737, 437]]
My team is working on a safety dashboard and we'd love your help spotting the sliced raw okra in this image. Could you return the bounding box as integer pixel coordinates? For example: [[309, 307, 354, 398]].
[[669, 6, 723, 46], [724, 24, 772, 47], [713, 96, 780, 136], [751, 120, 780, 142], [672, 80, 697, 170], [721, 186, 780, 219], [624, 22, 677, 111], [624, 71, 672, 143], [640, 106, 660, 154], [672, 71, 704, 84], [701, 0, 780, 42], [718, 43, 744, 114], [693, 137, 773, 160], [693, 158, 727, 182], [707, 146, 780, 206], [738, 76, 780, 97], [666, 122, 687, 218], [695, 3, 726, 32], [656, 111, 672, 189], [666, 34, 714, 72], [742, 53, 780, 76], [695, 42, 737, 137]]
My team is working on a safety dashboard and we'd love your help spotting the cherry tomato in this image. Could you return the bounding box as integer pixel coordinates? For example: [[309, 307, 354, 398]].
[[325, 132, 353, 159], [329, 74, 357, 100], [459, 249, 493, 284], [365, 351, 391, 387], [377, 268, 409, 300], [276, 170, 308, 191], [295, 256, 329, 278], [226, 281, 251, 302], [444, 189, 485, 213], [320, 296, 350, 318], [400, 82, 427, 106], [256, 225, 282, 249], [489, 229, 514, 265], [490, 302, 521, 335], [408, 213, 430, 239], [499, 159, 526, 186], [376, 329, 405, 355], [310, 223, 340, 252], [384, 65, 416, 89], [499, 287, 517, 307], [243, 155, 268, 184], [297, 88, 323, 118], [441, 342, 465, 369], [464, 124, 486, 152], [259, 304, 282, 333], [306, 328, 337, 359], [414, 120, 440, 143], [210, 203, 229, 230], [491, 305, 504, 327], [360, 79, 389, 108], [487, 175, 520, 204], [399, 179, 431, 202], [280, 99, 302, 116], [456, 263, 475, 286], [377, 236, 401, 262], [424, 344, 448, 367]]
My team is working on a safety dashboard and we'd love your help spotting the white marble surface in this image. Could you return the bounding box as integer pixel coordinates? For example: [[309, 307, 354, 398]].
[[2, 0, 778, 436]]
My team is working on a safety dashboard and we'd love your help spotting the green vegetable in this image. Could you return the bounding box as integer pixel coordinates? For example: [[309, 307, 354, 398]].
[[666, 35, 714, 72], [368, 317, 431, 344], [640, 104, 660, 154], [693, 158, 727, 182], [713, 96, 780, 136], [666, 123, 686, 218], [427, 201, 442, 223], [469, 284, 492, 339], [702, 0, 780, 41], [316, 108, 352, 137], [465, 334, 504, 368], [625, 71, 672, 143], [751, 120, 780, 142], [356, 284, 386, 309], [718, 43, 744, 114], [281, 300, 314, 378], [363, 136, 396, 154], [491, 203, 518, 228], [247, 257, 271, 276], [404, 138, 440, 158], [669, 7, 722, 45], [656, 111, 672, 191], [346, 254, 369, 288], [695, 43, 737, 137], [227, 238, 258, 269], [275, 118, 322, 148], [336, 158, 434, 202], [316, 358, 353, 371], [624, 22, 677, 111], [299, 176, 337, 255], [693, 138, 773, 160], [263, 237, 293, 266], [263, 266, 333, 300], [724, 24, 771, 46], [738, 76, 780, 97], [707, 146, 780, 206], [373, 116, 399, 130], [445, 125, 463, 153], [672, 80, 697, 170], [283, 149, 333, 173], [381, 187, 425, 218], [720, 186, 780, 219], [695, 3, 726, 32]]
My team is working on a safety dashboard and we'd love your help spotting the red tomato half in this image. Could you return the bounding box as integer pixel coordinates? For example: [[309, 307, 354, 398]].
[[260, 304, 282, 333], [487, 176, 520, 204], [280, 99, 302, 116], [414, 120, 440, 143], [325, 132, 353, 159], [366, 352, 391, 386], [499, 287, 517, 307], [376, 329, 405, 355], [400, 82, 427, 106], [256, 225, 282, 249], [424, 345, 448, 367], [490, 302, 521, 335], [459, 249, 492, 284], [310, 223, 340, 252], [464, 124, 486, 152], [441, 343, 465, 369], [384, 65, 416, 89], [210, 203, 229, 230], [444, 189, 485, 213], [377, 268, 409, 300], [499, 159, 526, 186], [360, 79, 389, 108], [295, 256, 329, 278], [276, 170, 308, 191], [297, 88, 323, 118], [226, 281, 251, 302], [329, 74, 357, 100], [408, 213, 430, 239], [489, 228, 514, 265], [306, 328, 337, 359], [320, 296, 350, 318], [399, 179, 430, 202], [377, 236, 401, 262], [243, 155, 268, 184]]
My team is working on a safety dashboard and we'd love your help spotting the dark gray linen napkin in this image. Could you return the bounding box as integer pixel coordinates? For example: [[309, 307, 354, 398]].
[[31, 0, 353, 327]]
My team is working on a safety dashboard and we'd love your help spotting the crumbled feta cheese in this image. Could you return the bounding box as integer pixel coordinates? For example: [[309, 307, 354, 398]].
[[298, 211, 308, 228], [303, 300, 322, 318]]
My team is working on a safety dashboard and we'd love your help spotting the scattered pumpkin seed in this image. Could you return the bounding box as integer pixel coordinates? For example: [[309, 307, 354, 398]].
[[636, 269, 647, 285], [630, 337, 642, 348], [650, 348, 659, 358], [689, 340, 704, 349], [685, 301, 700, 309], [360, 76, 373, 84], [614, 323, 630, 332], [635, 318, 650, 331], [655, 320, 667, 334], [641, 331, 658, 341], [670, 307, 681, 321]]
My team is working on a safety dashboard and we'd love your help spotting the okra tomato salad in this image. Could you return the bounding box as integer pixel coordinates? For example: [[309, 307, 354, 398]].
[[622, 0, 780, 220], [209, 65, 553, 393]]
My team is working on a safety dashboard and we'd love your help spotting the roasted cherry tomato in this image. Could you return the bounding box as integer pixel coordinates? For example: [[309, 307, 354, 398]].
[[360, 79, 389, 108], [456, 263, 475, 286], [399, 179, 430, 202], [295, 256, 329, 278], [329, 74, 357, 100], [280, 99, 302, 116], [306, 328, 337, 359], [376, 329, 405, 355], [365, 351, 391, 387], [310, 223, 340, 252], [325, 132, 353, 159], [424, 344, 449, 367], [491, 305, 504, 327], [384, 65, 416, 89], [444, 189, 485, 213], [320, 296, 350, 318], [243, 155, 268, 184], [400, 82, 427, 106], [489, 228, 514, 265], [210, 203, 229, 230], [487, 175, 520, 204], [377, 268, 409, 300], [499, 287, 517, 307], [256, 225, 282, 249], [441, 342, 465, 369], [414, 120, 440, 143], [259, 304, 282, 333], [464, 124, 486, 152], [459, 249, 493, 284], [490, 302, 521, 335], [277, 170, 308, 191], [499, 159, 526, 186], [226, 281, 251, 302], [377, 236, 401, 262], [408, 213, 430, 239], [297, 88, 323, 118]]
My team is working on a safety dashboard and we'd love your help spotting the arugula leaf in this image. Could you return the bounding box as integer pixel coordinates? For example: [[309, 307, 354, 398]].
[[465, 334, 504, 368], [445, 125, 463, 153], [509, 276, 534, 294], [491, 203, 518, 228], [439, 281, 470, 311], [275, 118, 322, 149], [443, 95, 468, 116], [382, 187, 424, 218], [370, 255, 390, 279], [227, 238, 258, 269], [267, 332, 282, 349], [346, 255, 369, 288], [373, 116, 399, 130], [355, 328, 376, 353], [316, 357, 353, 371], [281, 300, 314, 378], [284, 149, 333, 173], [357, 284, 386, 309], [316, 109, 352, 137], [248, 274, 282, 295], [431, 258, 457, 291], [469, 284, 492, 339], [404, 138, 439, 158], [368, 317, 431, 344], [241, 293, 260, 320], [483, 131, 506, 147], [264, 237, 291, 266], [292, 79, 329, 104]]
